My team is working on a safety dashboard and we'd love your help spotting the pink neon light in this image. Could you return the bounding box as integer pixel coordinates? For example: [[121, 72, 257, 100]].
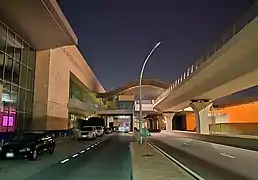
[[2, 116, 14, 127]]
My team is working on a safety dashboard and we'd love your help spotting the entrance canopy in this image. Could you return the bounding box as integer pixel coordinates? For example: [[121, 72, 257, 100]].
[[0, 0, 77, 50]]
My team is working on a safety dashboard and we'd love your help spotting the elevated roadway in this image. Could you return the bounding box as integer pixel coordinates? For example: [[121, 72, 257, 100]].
[[154, 5, 258, 112]]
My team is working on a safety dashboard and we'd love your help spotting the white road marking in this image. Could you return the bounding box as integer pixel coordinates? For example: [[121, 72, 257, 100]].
[[220, 153, 236, 159], [80, 150, 85, 154], [86, 147, 90, 150], [95, 143, 98, 145], [72, 154, 78, 158], [149, 142, 206, 180], [91, 145, 94, 147], [60, 159, 69, 164]]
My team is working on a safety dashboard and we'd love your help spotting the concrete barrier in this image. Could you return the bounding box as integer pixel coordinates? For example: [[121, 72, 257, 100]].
[[170, 131, 258, 151]]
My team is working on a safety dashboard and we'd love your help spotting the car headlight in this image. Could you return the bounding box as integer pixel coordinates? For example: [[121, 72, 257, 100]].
[[19, 147, 31, 152]]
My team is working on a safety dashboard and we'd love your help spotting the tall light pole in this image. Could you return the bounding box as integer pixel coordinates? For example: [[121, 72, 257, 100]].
[[138, 41, 161, 143]]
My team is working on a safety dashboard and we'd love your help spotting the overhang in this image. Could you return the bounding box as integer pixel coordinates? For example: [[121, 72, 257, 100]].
[[0, 0, 78, 50], [97, 109, 133, 115], [68, 98, 96, 115], [97, 79, 170, 99]]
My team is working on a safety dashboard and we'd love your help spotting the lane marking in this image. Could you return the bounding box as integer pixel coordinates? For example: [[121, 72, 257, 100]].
[[220, 153, 236, 159], [149, 142, 205, 180], [72, 154, 78, 158], [86, 147, 90, 150], [91, 145, 94, 147], [60, 159, 69, 164], [95, 143, 98, 145], [80, 150, 85, 154]]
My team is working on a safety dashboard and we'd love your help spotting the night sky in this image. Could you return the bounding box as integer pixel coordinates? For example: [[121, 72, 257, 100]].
[[58, 0, 257, 103]]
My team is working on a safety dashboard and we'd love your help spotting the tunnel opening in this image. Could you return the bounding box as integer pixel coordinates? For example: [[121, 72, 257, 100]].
[[173, 114, 186, 131]]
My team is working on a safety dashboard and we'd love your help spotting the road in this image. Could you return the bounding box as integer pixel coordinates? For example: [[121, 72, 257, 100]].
[[24, 133, 131, 180], [0, 133, 130, 180], [149, 133, 258, 180]]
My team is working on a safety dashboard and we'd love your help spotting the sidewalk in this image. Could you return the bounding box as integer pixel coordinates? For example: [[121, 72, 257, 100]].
[[130, 142, 195, 180]]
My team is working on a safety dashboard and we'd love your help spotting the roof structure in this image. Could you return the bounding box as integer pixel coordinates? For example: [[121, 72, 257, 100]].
[[97, 79, 170, 100]]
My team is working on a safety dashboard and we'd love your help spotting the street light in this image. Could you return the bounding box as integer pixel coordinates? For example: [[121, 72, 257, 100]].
[[138, 41, 161, 143]]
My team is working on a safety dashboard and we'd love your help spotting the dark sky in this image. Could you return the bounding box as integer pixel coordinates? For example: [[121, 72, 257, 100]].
[[58, 0, 256, 101]]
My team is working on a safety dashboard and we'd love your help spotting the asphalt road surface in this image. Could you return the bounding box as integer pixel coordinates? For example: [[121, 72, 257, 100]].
[[149, 133, 258, 180], [0, 135, 112, 179], [25, 133, 132, 180]]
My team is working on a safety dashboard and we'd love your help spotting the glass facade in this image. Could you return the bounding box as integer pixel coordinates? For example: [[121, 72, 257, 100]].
[[0, 21, 35, 132], [69, 79, 97, 128], [117, 101, 134, 109]]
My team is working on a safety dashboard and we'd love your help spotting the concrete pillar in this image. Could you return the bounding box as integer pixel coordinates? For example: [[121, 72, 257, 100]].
[[163, 113, 175, 132], [189, 101, 213, 134], [146, 118, 150, 129]]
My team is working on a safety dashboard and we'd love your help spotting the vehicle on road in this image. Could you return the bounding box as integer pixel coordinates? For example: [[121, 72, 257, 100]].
[[0, 131, 55, 161], [77, 126, 97, 140], [104, 127, 112, 134], [96, 126, 104, 136]]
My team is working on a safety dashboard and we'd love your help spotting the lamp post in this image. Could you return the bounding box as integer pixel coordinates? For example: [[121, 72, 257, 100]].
[[138, 41, 161, 143]]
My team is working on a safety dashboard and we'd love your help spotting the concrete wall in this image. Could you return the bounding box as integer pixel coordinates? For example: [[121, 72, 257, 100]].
[[186, 113, 195, 131], [210, 123, 258, 135], [218, 102, 258, 123], [33, 45, 104, 130], [185, 102, 258, 135]]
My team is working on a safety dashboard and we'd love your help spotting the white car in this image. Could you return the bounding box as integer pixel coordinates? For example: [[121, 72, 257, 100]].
[[96, 126, 104, 137], [77, 126, 97, 140]]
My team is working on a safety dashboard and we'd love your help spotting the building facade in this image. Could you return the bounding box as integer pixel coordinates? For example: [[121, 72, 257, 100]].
[[0, 21, 35, 132], [0, 0, 105, 133], [33, 45, 105, 130]]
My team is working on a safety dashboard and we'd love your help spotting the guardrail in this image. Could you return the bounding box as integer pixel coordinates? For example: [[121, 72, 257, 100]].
[[154, 4, 258, 105]]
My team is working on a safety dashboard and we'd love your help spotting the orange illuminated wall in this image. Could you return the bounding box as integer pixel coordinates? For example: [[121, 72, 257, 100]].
[[186, 113, 196, 131], [216, 102, 258, 123]]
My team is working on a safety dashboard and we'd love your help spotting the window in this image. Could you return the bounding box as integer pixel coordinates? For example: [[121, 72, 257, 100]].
[[13, 60, 20, 85], [22, 43, 29, 65], [0, 21, 36, 131], [25, 91, 32, 111], [0, 51, 4, 79], [20, 65, 27, 88], [27, 69, 33, 90], [10, 85, 18, 112], [0, 23, 6, 52], [6, 30, 15, 57], [4, 55, 13, 82], [18, 88, 25, 112], [2, 83, 11, 111], [15, 37, 22, 61], [28, 48, 35, 68]]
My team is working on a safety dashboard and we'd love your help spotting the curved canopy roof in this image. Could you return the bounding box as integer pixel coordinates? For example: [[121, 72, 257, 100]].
[[97, 79, 170, 100]]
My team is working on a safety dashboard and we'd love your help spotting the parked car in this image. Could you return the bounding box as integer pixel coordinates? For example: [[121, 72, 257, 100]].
[[104, 127, 112, 134], [96, 126, 104, 136], [77, 126, 97, 140], [0, 131, 55, 161]]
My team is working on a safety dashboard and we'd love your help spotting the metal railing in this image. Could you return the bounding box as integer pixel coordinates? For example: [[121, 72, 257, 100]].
[[154, 4, 258, 105]]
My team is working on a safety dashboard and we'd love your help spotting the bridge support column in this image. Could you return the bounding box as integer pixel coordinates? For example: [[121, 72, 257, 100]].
[[189, 101, 213, 134], [163, 113, 175, 132]]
